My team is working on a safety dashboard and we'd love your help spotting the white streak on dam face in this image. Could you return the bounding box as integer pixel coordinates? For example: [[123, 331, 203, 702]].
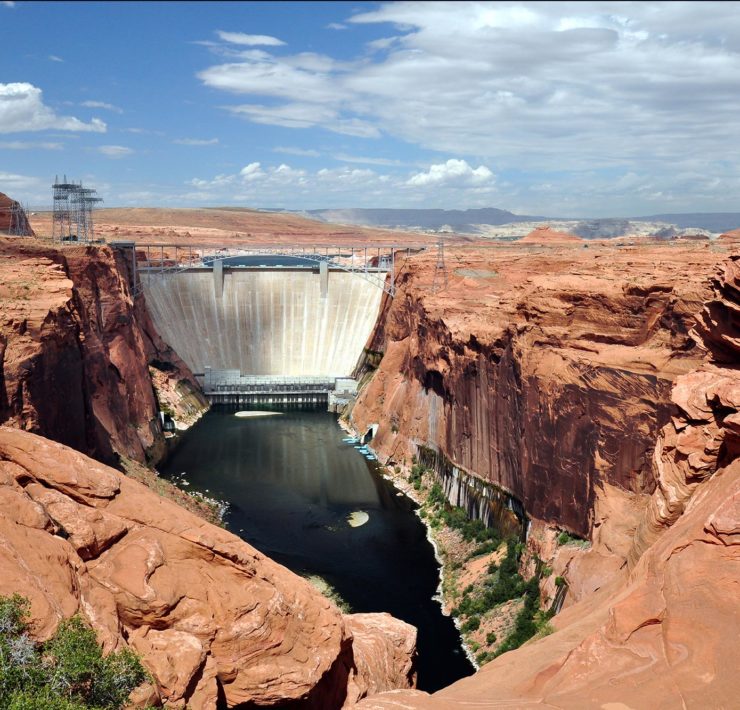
[[141, 269, 385, 376]]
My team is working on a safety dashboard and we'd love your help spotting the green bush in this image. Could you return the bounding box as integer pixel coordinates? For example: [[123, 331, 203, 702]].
[[427, 482, 446, 507], [461, 616, 480, 633], [486, 631, 497, 645], [475, 650, 491, 665], [0, 594, 148, 710], [408, 464, 425, 489]]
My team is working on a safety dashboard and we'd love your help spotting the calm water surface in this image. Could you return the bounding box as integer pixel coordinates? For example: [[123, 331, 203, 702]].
[[160, 406, 474, 692]]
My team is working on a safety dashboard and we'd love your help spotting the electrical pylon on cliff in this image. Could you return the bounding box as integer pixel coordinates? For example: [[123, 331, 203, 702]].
[[431, 238, 448, 293]]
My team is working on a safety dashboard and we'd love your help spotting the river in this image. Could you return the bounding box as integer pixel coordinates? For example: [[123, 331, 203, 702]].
[[160, 406, 474, 692]]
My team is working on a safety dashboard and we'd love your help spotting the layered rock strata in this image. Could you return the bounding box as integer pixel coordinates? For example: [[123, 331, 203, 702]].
[[0, 427, 417, 708], [352, 243, 725, 537], [0, 238, 206, 464], [358, 254, 739, 708]]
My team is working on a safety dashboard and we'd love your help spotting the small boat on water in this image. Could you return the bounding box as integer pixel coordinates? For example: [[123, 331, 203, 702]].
[[342, 436, 359, 444]]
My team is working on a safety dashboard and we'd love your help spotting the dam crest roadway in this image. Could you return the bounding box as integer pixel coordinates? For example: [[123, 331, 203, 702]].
[[113, 242, 410, 404]]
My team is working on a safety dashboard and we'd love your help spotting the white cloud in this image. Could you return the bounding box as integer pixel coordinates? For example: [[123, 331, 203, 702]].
[[327, 22, 347, 31], [173, 137, 219, 145], [274, 145, 320, 157], [334, 153, 402, 166], [407, 159, 494, 187], [239, 162, 263, 180], [49, 55, 64, 63], [185, 161, 393, 207], [216, 30, 285, 46], [0, 140, 62, 150], [81, 100, 123, 114], [195, 1, 740, 213], [0, 83, 106, 133], [0, 171, 40, 189], [2, 2, 15, 8], [97, 145, 133, 158]]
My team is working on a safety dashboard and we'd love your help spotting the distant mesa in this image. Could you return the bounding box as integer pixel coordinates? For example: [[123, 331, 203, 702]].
[[719, 228, 740, 242], [519, 225, 581, 244]]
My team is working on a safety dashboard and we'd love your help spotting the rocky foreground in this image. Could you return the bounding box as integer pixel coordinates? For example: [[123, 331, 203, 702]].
[[0, 427, 417, 708]]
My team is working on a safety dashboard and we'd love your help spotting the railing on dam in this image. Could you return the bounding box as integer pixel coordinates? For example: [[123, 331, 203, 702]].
[[111, 242, 412, 298]]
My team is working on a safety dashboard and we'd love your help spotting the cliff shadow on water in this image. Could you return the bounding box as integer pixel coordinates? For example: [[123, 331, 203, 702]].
[[159, 404, 474, 692]]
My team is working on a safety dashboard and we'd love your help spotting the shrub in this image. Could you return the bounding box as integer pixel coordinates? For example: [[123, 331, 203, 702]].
[[486, 631, 497, 645], [475, 650, 491, 665], [0, 595, 148, 710], [461, 616, 480, 634], [427, 482, 446, 507]]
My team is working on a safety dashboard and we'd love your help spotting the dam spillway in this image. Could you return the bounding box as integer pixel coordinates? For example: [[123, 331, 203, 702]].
[[140, 267, 386, 383]]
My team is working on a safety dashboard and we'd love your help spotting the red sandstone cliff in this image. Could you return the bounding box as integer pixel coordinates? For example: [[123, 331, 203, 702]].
[[358, 254, 740, 709], [0, 427, 417, 708], [351, 243, 725, 537], [0, 192, 34, 237], [0, 238, 206, 465], [519, 224, 581, 243]]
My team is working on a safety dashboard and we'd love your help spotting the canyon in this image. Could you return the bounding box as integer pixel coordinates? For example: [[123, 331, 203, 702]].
[[0, 202, 738, 708]]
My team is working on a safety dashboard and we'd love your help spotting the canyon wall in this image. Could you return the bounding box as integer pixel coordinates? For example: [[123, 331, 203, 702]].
[[351, 243, 726, 537], [141, 269, 386, 377], [0, 238, 206, 465], [0, 427, 417, 708], [358, 253, 739, 709]]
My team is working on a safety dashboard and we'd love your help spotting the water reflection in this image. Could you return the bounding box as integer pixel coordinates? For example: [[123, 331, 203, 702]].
[[161, 406, 474, 691]]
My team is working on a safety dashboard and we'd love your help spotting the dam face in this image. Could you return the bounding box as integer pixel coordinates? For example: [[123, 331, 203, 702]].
[[140, 268, 385, 379]]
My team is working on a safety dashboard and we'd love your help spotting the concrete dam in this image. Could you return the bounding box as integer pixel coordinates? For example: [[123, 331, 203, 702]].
[[140, 265, 386, 403]]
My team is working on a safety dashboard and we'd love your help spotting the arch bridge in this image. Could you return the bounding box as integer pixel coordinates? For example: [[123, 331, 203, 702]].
[[111, 242, 410, 298]]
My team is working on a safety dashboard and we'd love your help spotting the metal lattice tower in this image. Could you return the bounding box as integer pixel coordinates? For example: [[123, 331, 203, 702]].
[[52, 177, 102, 242], [52, 175, 76, 240], [431, 238, 448, 293]]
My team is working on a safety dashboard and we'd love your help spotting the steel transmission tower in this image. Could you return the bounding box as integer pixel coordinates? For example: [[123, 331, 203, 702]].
[[431, 238, 448, 293]]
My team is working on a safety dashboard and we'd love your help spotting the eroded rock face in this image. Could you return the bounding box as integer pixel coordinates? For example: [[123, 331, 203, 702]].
[[358, 254, 739, 709], [628, 255, 740, 564], [0, 238, 206, 464], [0, 192, 34, 236], [0, 427, 417, 708], [359, 459, 739, 709], [352, 243, 724, 536]]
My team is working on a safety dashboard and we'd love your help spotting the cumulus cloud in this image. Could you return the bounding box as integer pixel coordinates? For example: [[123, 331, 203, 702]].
[[186, 161, 392, 207], [81, 100, 123, 114], [239, 161, 264, 180], [195, 0, 740, 211], [216, 30, 285, 46], [97, 145, 133, 158], [0, 83, 106, 133], [407, 159, 494, 187]]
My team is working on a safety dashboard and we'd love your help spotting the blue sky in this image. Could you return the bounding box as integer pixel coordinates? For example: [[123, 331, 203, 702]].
[[2, 1, 740, 217]]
